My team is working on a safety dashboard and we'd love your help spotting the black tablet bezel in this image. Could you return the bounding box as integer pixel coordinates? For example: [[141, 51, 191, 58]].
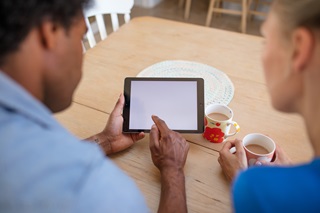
[[123, 77, 204, 133]]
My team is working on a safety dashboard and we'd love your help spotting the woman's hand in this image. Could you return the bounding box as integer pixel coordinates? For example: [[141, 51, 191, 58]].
[[218, 139, 292, 182], [218, 139, 248, 182], [256, 144, 292, 166]]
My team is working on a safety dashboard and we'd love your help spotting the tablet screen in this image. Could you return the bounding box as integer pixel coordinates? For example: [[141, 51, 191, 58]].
[[123, 77, 204, 133]]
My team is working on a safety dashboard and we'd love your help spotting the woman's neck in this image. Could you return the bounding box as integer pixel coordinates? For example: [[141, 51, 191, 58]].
[[300, 59, 320, 157], [303, 107, 320, 156]]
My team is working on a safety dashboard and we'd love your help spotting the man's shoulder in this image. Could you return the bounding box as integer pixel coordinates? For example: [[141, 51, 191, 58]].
[[0, 105, 100, 161], [0, 105, 98, 199], [0, 108, 148, 212], [0, 106, 106, 193]]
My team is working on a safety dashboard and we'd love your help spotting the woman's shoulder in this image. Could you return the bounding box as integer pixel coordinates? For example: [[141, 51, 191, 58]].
[[232, 160, 320, 213], [235, 159, 320, 187]]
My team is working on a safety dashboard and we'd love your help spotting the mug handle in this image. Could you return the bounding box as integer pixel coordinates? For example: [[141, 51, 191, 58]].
[[225, 121, 240, 138]]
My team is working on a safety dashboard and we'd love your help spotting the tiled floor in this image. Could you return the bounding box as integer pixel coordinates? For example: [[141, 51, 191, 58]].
[[131, 0, 264, 36]]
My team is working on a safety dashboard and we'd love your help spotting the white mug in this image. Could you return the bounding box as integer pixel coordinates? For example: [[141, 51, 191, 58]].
[[203, 104, 240, 143]]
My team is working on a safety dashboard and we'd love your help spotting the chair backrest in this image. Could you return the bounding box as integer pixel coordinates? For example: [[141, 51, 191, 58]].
[[248, 0, 272, 20], [83, 0, 134, 49]]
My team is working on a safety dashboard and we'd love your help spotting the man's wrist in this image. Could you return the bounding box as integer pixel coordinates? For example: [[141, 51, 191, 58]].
[[87, 133, 113, 155], [160, 166, 185, 179], [158, 165, 187, 213]]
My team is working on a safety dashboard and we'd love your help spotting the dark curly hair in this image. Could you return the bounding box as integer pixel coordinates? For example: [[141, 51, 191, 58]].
[[0, 0, 92, 65]]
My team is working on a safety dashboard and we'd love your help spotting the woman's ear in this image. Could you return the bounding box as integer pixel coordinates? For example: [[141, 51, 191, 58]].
[[291, 28, 315, 73]]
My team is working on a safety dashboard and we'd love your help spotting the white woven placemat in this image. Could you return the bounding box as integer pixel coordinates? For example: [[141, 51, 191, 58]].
[[137, 60, 234, 106]]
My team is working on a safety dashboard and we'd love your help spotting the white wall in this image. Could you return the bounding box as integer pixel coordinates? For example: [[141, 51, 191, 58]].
[[134, 0, 163, 8]]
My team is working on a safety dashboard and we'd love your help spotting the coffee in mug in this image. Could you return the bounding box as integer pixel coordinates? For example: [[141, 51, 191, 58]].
[[243, 133, 276, 166], [229, 133, 276, 166], [207, 113, 229, 121], [245, 144, 269, 155]]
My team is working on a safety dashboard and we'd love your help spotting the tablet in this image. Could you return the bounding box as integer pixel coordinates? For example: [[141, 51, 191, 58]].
[[123, 77, 204, 133]]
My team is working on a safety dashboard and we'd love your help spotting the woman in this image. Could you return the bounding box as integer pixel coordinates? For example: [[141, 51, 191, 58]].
[[218, 0, 320, 212]]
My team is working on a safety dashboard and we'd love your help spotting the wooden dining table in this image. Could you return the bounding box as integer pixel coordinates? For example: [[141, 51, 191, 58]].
[[55, 16, 313, 213]]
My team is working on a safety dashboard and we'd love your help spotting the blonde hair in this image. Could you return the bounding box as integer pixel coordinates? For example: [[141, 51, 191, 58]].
[[272, 0, 320, 35]]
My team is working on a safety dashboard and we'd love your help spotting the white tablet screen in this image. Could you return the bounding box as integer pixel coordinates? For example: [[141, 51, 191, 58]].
[[123, 77, 204, 133], [129, 80, 198, 130]]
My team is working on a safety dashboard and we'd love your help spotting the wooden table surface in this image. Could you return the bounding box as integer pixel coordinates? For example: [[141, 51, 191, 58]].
[[55, 17, 313, 213]]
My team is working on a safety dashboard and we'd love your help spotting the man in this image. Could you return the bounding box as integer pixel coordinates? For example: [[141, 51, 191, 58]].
[[0, 0, 189, 212]]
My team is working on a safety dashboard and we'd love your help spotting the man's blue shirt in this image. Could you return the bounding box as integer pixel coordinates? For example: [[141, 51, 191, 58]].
[[0, 71, 149, 213], [233, 158, 320, 213]]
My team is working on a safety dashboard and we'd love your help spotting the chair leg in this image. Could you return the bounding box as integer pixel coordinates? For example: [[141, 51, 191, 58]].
[[247, 0, 252, 20], [252, 0, 260, 20], [184, 0, 192, 20], [179, 0, 184, 8], [241, 0, 248, 33], [214, 0, 222, 18], [248, 0, 259, 21], [205, 0, 216, 27]]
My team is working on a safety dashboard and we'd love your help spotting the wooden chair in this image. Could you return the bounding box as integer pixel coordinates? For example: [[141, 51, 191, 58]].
[[206, 0, 248, 33], [247, 0, 272, 20], [179, 0, 192, 20], [179, 0, 223, 21], [83, 0, 134, 49]]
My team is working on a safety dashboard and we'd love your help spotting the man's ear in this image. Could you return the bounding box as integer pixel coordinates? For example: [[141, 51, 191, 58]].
[[291, 28, 315, 73], [38, 21, 60, 50]]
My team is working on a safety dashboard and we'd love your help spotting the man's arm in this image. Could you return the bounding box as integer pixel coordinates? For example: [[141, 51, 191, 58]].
[[150, 115, 189, 213], [85, 94, 145, 155], [159, 167, 187, 213]]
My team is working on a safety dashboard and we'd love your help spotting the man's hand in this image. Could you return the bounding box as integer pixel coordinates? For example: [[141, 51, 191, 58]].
[[149, 115, 189, 213], [150, 115, 189, 172], [87, 94, 145, 155], [218, 139, 248, 182]]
